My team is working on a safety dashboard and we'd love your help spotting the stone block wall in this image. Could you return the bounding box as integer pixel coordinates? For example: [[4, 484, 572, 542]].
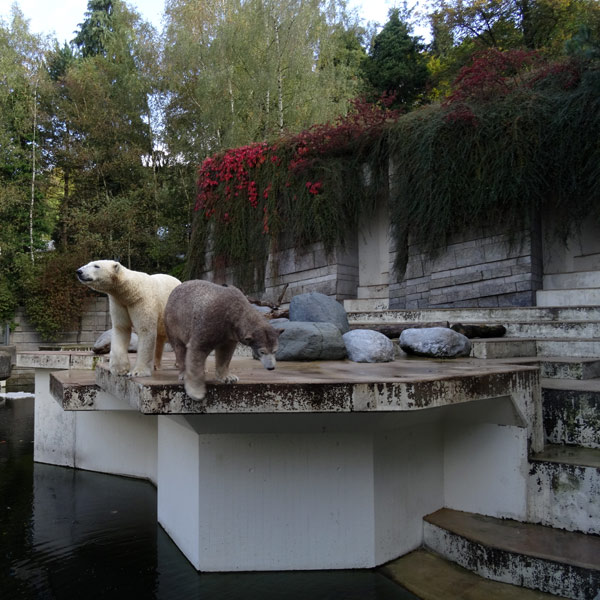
[[200, 238, 359, 305], [9, 295, 110, 352], [389, 226, 543, 309]]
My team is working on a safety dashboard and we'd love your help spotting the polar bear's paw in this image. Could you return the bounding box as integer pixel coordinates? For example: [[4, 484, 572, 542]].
[[110, 362, 131, 376], [184, 379, 206, 401], [128, 367, 153, 378], [216, 374, 239, 384]]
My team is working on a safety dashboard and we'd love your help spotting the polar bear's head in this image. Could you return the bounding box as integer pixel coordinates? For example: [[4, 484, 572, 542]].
[[76, 260, 122, 292]]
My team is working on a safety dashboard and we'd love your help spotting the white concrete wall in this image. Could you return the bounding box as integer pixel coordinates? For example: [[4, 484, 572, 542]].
[[34, 370, 158, 484], [357, 197, 390, 299], [373, 421, 444, 565]]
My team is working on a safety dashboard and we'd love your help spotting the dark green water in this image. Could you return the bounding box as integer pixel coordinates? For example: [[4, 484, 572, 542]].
[[0, 397, 417, 600]]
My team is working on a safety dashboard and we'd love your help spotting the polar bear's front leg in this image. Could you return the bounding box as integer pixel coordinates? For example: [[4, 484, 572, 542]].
[[215, 341, 239, 384], [109, 301, 132, 375], [184, 346, 208, 400], [130, 325, 156, 377]]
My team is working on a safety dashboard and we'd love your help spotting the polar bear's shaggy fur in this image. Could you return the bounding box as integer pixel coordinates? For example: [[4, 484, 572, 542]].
[[164, 280, 281, 400], [76, 260, 180, 377]]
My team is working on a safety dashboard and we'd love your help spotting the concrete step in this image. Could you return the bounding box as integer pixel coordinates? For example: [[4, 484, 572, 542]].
[[504, 321, 600, 339], [496, 357, 600, 379], [344, 297, 390, 312], [536, 339, 600, 358], [537, 289, 600, 307], [529, 445, 600, 535], [423, 508, 600, 600], [542, 379, 600, 448], [381, 549, 566, 600], [544, 271, 600, 290], [470, 338, 537, 359], [348, 306, 600, 325], [539, 358, 600, 380]]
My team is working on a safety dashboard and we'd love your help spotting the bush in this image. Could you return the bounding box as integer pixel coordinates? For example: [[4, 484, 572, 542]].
[[20, 252, 94, 342]]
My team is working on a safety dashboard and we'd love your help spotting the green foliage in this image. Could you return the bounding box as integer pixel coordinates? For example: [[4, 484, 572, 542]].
[[362, 7, 429, 107], [190, 53, 600, 285], [189, 99, 396, 289], [387, 53, 600, 274], [72, 0, 115, 57], [19, 252, 94, 341]]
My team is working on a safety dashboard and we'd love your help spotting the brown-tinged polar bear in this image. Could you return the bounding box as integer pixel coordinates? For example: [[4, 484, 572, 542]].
[[164, 280, 281, 400], [76, 260, 180, 377]]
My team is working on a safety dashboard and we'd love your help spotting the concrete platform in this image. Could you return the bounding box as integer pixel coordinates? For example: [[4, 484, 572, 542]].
[[49, 355, 541, 415], [30, 351, 543, 573]]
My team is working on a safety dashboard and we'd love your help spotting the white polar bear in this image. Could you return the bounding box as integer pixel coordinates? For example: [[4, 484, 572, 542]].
[[76, 260, 180, 377]]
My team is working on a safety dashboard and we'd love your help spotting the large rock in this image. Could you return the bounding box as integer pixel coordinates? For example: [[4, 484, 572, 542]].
[[399, 327, 471, 358], [93, 330, 139, 355], [275, 321, 347, 361], [343, 330, 395, 363], [289, 292, 350, 333]]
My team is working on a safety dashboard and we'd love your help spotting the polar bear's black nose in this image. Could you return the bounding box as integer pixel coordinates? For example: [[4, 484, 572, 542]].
[[76, 269, 82, 276]]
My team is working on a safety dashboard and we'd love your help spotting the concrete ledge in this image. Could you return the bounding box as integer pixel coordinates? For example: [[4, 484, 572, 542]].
[[50, 369, 99, 410], [45, 356, 541, 416], [17, 350, 106, 370]]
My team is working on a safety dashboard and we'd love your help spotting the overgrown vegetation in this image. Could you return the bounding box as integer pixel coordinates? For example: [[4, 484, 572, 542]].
[[1, 0, 600, 337], [189, 50, 600, 286]]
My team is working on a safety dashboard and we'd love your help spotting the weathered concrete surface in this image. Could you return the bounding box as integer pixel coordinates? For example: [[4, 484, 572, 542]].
[[347, 306, 600, 325], [50, 369, 98, 410], [17, 350, 106, 371], [424, 508, 600, 600], [54, 356, 544, 420], [470, 338, 537, 359], [529, 445, 600, 534], [381, 549, 564, 600], [542, 379, 600, 448]]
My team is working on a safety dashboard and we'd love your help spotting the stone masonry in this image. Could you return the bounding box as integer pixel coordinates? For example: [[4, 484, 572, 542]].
[[201, 238, 359, 305], [389, 225, 543, 310]]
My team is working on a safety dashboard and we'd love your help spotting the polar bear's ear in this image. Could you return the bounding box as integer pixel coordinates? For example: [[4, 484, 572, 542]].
[[113, 263, 120, 273]]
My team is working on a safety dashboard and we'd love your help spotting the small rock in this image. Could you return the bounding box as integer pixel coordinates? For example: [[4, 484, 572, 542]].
[[275, 321, 347, 361], [343, 330, 395, 363], [93, 330, 139, 355], [289, 292, 350, 333], [399, 327, 471, 358]]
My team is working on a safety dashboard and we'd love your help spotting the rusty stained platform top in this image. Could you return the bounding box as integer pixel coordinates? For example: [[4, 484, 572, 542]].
[[48, 353, 539, 415]]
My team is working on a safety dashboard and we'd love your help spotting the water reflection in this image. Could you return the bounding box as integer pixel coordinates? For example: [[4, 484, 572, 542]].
[[0, 397, 417, 600]]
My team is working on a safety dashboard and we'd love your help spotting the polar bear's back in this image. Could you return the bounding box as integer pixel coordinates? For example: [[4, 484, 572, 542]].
[[149, 273, 181, 300], [164, 280, 254, 346]]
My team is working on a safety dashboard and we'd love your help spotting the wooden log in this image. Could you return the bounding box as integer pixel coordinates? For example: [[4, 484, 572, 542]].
[[450, 323, 507, 338]]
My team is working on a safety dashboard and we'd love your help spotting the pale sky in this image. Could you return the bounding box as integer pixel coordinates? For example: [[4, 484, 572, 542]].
[[0, 0, 429, 45]]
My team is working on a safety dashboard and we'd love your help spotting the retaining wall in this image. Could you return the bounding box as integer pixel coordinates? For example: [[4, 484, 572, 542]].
[[389, 225, 543, 310]]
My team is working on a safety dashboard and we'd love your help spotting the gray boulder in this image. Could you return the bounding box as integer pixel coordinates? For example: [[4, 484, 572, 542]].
[[275, 321, 347, 361], [289, 292, 350, 333], [399, 327, 471, 358], [343, 329, 395, 363], [93, 329, 139, 355]]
